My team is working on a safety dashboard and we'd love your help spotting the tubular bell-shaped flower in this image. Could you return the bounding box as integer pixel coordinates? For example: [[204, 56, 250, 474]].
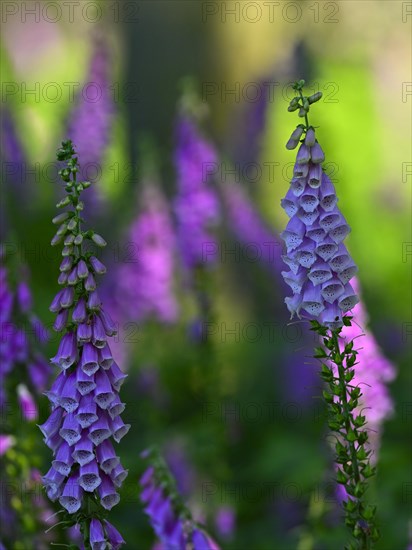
[[281, 122, 358, 329], [41, 140, 127, 547]]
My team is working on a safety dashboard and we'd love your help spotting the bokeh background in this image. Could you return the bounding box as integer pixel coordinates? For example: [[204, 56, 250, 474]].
[[1, 1, 411, 549]]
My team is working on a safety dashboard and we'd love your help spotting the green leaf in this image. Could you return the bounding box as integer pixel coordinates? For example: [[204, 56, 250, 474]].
[[336, 469, 347, 484], [346, 429, 357, 442]]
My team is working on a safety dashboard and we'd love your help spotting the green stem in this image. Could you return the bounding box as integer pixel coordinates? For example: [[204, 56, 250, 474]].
[[298, 89, 310, 130], [331, 331, 361, 484]]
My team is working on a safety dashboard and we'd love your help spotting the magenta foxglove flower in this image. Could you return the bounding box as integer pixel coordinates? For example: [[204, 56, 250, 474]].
[[281, 127, 358, 328], [115, 185, 179, 324], [336, 278, 395, 460], [41, 140, 127, 546], [173, 113, 220, 273], [66, 38, 114, 211]]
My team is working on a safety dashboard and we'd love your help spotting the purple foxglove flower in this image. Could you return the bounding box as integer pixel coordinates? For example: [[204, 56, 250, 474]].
[[93, 369, 115, 409], [286, 125, 305, 150], [321, 277, 345, 304], [107, 362, 128, 392], [72, 433, 95, 466], [77, 322, 92, 344], [87, 290, 102, 311], [103, 520, 125, 549], [96, 440, 119, 474], [52, 441, 74, 476], [50, 289, 64, 312], [108, 395, 125, 420], [220, 182, 282, 274], [90, 518, 105, 549], [51, 331, 77, 370], [140, 458, 218, 549], [281, 187, 299, 217], [305, 127, 316, 147], [43, 143, 128, 549], [98, 343, 113, 370], [76, 367, 96, 396], [281, 217, 306, 252], [60, 287, 74, 309], [59, 472, 83, 513], [54, 309, 69, 332], [319, 175, 338, 211], [77, 259, 89, 280], [59, 413, 81, 446], [85, 272, 97, 291], [59, 371, 79, 413], [79, 460, 102, 492], [110, 415, 130, 444], [80, 343, 99, 375], [173, 113, 220, 272], [111, 463, 128, 488], [17, 384, 38, 421], [45, 372, 67, 405], [114, 185, 179, 324], [98, 309, 117, 336], [72, 298, 87, 324], [215, 506, 236, 540], [16, 281, 32, 313], [301, 282, 325, 316], [98, 474, 119, 510], [88, 414, 111, 445], [294, 162, 309, 179], [43, 467, 65, 500], [91, 315, 106, 348], [58, 272, 69, 285], [91, 234, 107, 247], [66, 38, 114, 213], [76, 393, 98, 429], [67, 266, 78, 286], [192, 529, 218, 549], [310, 142, 325, 164], [308, 163, 322, 188], [38, 406, 64, 439], [59, 256, 73, 273], [281, 127, 358, 328], [90, 256, 106, 275], [296, 143, 311, 164]]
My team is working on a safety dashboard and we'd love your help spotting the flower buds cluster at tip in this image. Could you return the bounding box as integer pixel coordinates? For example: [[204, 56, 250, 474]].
[[41, 142, 128, 544], [140, 454, 219, 550], [280, 127, 359, 329]]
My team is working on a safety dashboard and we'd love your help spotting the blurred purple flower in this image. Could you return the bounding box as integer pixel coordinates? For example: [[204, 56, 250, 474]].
[[115, 185, 179, 324], [0, 435, 15, 456], [173, 114, 220, 273], [214, 506, 236, 540], [0, 265, 50, 407], [221, 181, 282, 273], [140, 462, 219, 549], [0, 108, 25, 183], [66, 38, 114, 210]]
